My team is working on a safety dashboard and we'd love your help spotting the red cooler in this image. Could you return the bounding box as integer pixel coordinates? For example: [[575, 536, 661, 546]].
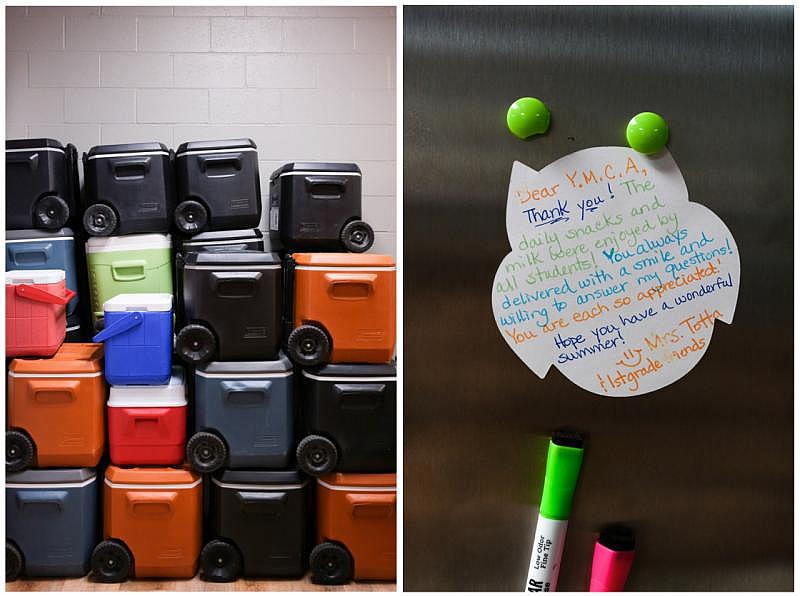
[[107, 368, 187, 466], [6, 269, 74, 357]]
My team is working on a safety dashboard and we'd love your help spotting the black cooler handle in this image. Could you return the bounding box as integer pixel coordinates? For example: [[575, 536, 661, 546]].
[[305, 176, 347, 200]]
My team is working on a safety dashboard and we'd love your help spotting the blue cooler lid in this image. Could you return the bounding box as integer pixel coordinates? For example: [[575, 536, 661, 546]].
[[7, 468, 96, 485], [197, 352, 292, 376], [6, 228, 74, 241]]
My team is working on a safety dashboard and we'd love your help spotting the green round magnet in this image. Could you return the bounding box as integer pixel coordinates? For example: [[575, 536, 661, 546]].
[[626, 111, 669, 154], [506, 97, 550, 140]]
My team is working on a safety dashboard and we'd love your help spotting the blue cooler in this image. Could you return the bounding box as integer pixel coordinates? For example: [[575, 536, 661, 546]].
[[5, 228, 80, 316], [186, 354, 294, 474], [93, 293, 172, 385], [6, 468, 99, 580]]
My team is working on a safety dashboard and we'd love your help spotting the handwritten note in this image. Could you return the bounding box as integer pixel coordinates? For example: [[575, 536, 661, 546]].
[[491, 147, 740, 397]]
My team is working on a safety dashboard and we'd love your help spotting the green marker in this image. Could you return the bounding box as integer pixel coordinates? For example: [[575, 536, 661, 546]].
[[626, 111, 669, 154], [524, 430, 584, 592], [507, 97, 551, 140]]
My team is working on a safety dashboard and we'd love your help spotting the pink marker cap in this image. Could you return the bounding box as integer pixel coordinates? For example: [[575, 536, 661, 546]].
[[589, 525, 636, 592]]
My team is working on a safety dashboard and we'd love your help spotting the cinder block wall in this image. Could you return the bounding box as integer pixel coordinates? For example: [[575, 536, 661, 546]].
[[6, 6, 396, 254]]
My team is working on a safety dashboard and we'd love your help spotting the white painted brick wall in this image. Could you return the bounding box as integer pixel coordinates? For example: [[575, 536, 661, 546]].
[[6, 6, 396, 255]]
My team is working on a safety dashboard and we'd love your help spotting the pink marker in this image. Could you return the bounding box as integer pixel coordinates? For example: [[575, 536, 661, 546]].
[[589, 525, 635, 591]]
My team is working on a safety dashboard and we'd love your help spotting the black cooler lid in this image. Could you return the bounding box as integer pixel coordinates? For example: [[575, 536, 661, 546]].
[[269, 162, 361, 181], [7, 138, 65, 151], [215, 469, 305, 486], [176, 138, 256, 154], [86, 142, 168, 157], [304, 363, 397, 378], [199, 352, 292, 376], [185, 249, 280, 267], [6, 227, 74, 241], [180, 228, 263, 247], [7, 468, 96, 484]]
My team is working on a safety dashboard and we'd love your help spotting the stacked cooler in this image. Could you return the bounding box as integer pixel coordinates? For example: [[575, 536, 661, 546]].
[[271, 164, 397, 585], [5, 139, 102, 582], [6, 138, 396, 587]]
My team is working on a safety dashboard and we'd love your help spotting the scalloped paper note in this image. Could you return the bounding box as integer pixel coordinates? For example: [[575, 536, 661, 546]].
[[491, 147, 740, 396]]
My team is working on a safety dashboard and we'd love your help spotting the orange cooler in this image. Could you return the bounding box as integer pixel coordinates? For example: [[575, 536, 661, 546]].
[[6, 343, 106, 472], [312, 473, 396, 584], [288, 254, 395, 366], [93, 466, 202, 582]]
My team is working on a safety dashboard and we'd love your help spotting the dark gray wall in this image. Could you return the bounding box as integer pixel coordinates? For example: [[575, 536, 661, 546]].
[[403, 6, 793, 591]]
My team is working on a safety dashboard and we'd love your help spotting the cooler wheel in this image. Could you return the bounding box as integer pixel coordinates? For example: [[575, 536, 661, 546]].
[[6, 430, 35, 474], [91, 540, 132, 583], [174, 200, 209, 235], [83, 203, 118, 237], [310, 542, 353, 585], [287, 324, 330, 367], [176, 324, 216, 365], [34, 195, 69, 230], [6, 541, 23, 582], [296, 434, 338, 476], [200, 539, 242, 583], [341, 220, 374, 253], [187, 432, 228, 474]]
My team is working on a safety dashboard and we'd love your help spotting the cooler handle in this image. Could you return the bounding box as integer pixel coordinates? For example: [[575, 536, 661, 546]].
[[235, 491, 287, 515], [17, 491, 67, 512], [93, 311, 143, 342], [346, 492, 396, 518], [199, 154, 243, 173], [324, 273, 376, 300], [333, 383, 386, 410], [305, 176, 347, 200], [6, 152, 38, 168], [8, 243, 52, 266], [221, 380, 272, 405], [211, 271, 260, 298], [112, 156, 150, 180], [126, 491, 176, 517], [15, 284, 75, 306], [33, 380, 79, 404], [111, 259, 147, 281]]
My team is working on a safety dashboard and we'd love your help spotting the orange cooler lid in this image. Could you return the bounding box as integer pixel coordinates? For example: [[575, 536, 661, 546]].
[[105, 465, 200, 486], [318, 473, 396, 489], [9, 343, 104, 375], [292, 253, 395, 267]]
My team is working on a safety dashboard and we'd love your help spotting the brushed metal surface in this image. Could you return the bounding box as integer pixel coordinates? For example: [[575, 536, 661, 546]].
[[403, 6, 793, 591]]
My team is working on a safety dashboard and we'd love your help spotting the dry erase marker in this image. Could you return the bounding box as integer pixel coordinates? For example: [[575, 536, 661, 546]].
[[589, 524, 636, 591], [524, 430, 584, 592]]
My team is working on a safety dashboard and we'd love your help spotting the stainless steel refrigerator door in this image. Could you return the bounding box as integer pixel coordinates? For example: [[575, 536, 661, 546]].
[[404, 6, 792, 591]]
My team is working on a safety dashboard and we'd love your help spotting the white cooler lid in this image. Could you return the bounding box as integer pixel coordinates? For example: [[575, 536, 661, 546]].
[[108, 367, 186, 407], [6, 269, 65, 285], [86, 233, 171, 253], [103, 293, 173, 312]]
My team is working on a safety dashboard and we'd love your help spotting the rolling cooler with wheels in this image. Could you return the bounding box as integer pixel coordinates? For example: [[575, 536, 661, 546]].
[[93, 466, 202, 582], [6, 138, 79, 231], [6, 228, 81, 317], [6, 343, 106, 473], [85, 233, 173, 327], [176, 250, 282, 365], [312, 473, 396, 584], [82, 142, 174, 237], [174, 139, 262, 236], [187, 354, 294, 474], [6, 269, 75, 358], [107, 367, 187, 466], [269, 162, 374, 253], [285, 253, 396, 367], [6, 468, 99, 581], [92, 293, 173, 386], [200, 470, 310, 581], [296, 363, 396, 476]]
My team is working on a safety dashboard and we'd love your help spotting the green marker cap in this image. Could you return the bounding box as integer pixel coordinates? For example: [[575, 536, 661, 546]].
[[540, 431, 584, 520]]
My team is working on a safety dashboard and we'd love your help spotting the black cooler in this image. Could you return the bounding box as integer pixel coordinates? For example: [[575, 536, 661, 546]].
[[177, 250, 283, 364], [202, 469, 311, 581], [174, 139, 262, 235], [269, 162, 374, 252], [296, 363, 396, 476], [82, 142, 175, 236], [6, 139, 79, 230]]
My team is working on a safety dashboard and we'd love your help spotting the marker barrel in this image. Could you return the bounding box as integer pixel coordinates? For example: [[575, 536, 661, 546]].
[[525, 514, 567, 592]]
